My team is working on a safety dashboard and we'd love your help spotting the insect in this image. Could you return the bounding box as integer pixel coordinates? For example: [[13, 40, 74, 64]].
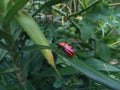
[[58, 42, 74, 57]]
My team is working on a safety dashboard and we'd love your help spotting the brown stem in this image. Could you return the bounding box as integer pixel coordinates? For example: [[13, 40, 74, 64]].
[[13, 63, 25, 85], [12, 52, 25, 85]]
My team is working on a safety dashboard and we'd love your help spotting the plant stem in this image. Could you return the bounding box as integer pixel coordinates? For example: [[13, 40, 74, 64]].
[[12, 51, 25, 85], [78, 0, 85, 9], [73, 0, 76, 12], [108, 41, 120, 47], [70, 18, 81, 30], [13, 63, 25, 85], [68, 0, 102, 17], [108, 3, 120, 6], [52, 6, 67, 17]]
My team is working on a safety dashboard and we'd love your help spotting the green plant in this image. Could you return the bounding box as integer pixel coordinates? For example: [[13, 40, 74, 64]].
[[0, 0, 120, 90]]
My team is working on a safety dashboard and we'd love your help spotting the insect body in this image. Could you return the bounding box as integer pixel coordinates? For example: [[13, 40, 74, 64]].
[[58, 42, 74, 57]]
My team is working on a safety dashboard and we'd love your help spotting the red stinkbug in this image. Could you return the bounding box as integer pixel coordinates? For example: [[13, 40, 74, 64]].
[[58, 42, 74, 57]]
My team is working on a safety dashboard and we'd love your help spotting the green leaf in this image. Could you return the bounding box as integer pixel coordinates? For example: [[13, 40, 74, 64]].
[[0, 29, 13, 44], [69, 0, 102, 17], [0, 41, 7, 49], [23, 80, 36, 90], [18, 84, 24, 90], [80, 21, 95, 41], [70, 18, 95, 41], [32, 0, 67, 16], [0, 86, 5, 90], [114, 9, 120, 18], [86, 2, 111, 21], [86, 12, 105, 21], [57, 54, 120, 90], [117, 27, 120, 35], [15, 10, 57, 73], [0, 0, 9, 23], [85, 58, 120, 72], [53, 79, 63, 88], [41, 66, 79, 77], [22, 45, 50, 52], [6, 85, 18, 90], [0, 49, 7, 62], [0, 68, 16, 74], [9, 19, 22, 41], [31, 66, 79, 81], [22, 51, 43, 78], [2, 0, 29, 26], [95, 42, 111, 61], [18, 81, 36, 90]]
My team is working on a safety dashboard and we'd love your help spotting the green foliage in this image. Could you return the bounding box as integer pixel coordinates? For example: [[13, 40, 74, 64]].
[[0, 0, 120, 90], [2, 0, 29, 26], [57, 55, 120, 90], [95, 41, 111, 61]]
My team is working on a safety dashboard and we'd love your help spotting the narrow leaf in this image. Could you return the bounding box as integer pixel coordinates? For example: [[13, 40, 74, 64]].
[[22, 45, 50, 52], [0, 50, 7, 62], [32, 66, 79, 79], [85, 58, 120, 72], [0, 68, 16, 74], [0, 0, 9, 23], [0, 41, 7, 49], [2, 0, 29, 26], [57, 54, 120, 90], [15, 10, 61, 78], [0, 29, 13, 44]]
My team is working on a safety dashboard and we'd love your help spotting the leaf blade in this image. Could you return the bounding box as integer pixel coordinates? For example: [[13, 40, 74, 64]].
[[57, 54, 120, 90], [2, 0, 29, 26]]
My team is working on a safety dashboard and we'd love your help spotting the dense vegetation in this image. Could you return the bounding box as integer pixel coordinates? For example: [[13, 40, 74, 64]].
[[0, 0, 120, 90]]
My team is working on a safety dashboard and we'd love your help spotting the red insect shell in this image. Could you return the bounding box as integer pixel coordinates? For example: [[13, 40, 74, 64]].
[[58, 42, 74, 57]]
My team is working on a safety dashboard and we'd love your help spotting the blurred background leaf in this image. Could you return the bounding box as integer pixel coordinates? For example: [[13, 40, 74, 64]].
[[0, 0, 120, 90]]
